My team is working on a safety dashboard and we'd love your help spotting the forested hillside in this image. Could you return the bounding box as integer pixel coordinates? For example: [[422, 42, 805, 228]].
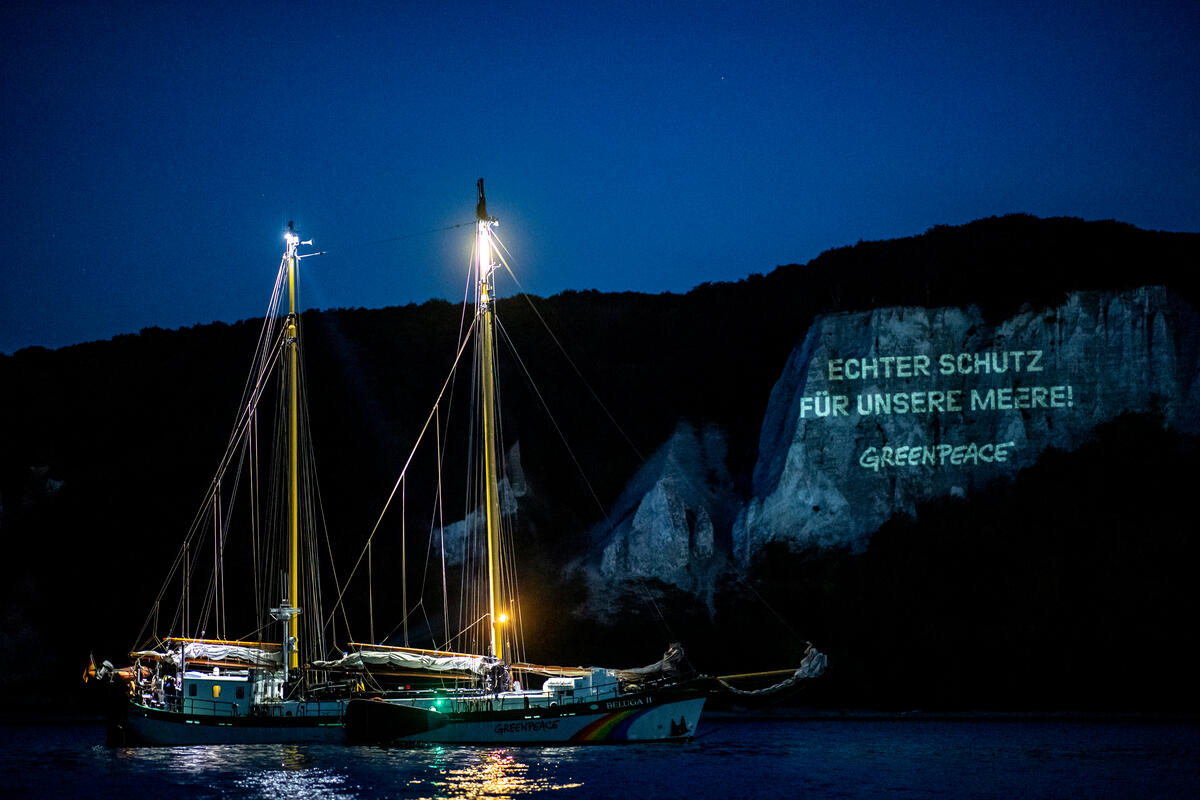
[[3, 215, 1197, 711]]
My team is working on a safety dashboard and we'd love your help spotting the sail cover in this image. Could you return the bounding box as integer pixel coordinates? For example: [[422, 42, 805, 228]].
[[312, 650, 488, 676], [716, 644, 828, 696], [613, 643, 687, 682], [132, 642, 282, 667]]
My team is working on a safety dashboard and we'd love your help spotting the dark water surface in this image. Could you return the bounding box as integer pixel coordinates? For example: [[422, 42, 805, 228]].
[[3, 716, 1198, 798]]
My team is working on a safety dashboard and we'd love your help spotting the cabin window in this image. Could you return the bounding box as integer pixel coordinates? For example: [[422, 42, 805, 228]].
[[189, 684, 197, 697], [236, 686, 245, 699], [212, 685, 221, 699]]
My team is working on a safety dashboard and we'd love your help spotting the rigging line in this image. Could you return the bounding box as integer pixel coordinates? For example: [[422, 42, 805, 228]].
[[298, 364, 347, 655], [463, 339, 485, 654], [726, 569, 802, 639], [301, 220, 476, 259], [454, 233, 478, 356], [316, 467, 355, 645], [402, 475, 407, 646], [214, 487, 222, 639], [186, 320, 288, 553], [250, 405, 260, 626], [132, 324, 290, 647], [493, 317, 609, 522], [211, 443, 246, 638], [491, 374, 527, 665], [419, 602, 441, 654], [379, 597, 424, 645], [213, 440, 250, 639], [407, 245, 475, 647], [410, 400, 451, 652], [142, 323, 287, 642], [490, 238, 646, 463], [436, 404, 450, 647], [417, 437, 441, 622], [137, 258, 292, 645], [367, 543, 375, 643], [225, 255, 286, 430], [214, 256, 289, 475], [233, 620, 277, 646], [321, 322, 479, 632], [290, 220, 477, 261], [489, 370, 522, 662], [451, 612, 496, 645], [415, 402, 450, 648], [407, 244, 475, 644], [634, 576, 675, 640]]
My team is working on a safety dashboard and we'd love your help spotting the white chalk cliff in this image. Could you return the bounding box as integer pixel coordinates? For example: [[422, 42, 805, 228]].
[[587, 421, 740, 603], [734, 285, 1200, 560], [581, 286, 1199, 595]]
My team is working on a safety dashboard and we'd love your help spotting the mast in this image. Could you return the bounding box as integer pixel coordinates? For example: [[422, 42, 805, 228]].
[[476, 179, 507, 662], [284, 221, 302, 671]]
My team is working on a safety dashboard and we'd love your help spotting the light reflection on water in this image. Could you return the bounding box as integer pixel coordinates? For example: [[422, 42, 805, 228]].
[[403, 747, 584, 799], [235, 766, 358, 800], [100, 740, 586, 799], [5, 719, 1200, 799], [111, 742, 319, 773]]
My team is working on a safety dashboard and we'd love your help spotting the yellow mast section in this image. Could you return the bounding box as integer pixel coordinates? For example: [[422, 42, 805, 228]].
[[476, 180, 506, 662], [285, 226, 301, 670]]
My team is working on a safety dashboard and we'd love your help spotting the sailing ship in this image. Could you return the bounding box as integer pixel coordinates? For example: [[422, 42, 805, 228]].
[[94, 180, 823, 746], [96, 222, 356, 744], [334, 181, 710, 744]]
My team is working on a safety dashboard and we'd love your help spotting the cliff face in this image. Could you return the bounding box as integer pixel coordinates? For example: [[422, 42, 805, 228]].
[[733, 285, 1200, 560], [584, 421, 739, 606], [441, 443, 528, 566], [577, 285, 1200, 591]]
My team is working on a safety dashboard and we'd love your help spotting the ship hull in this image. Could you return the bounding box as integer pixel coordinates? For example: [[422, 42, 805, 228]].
[[115, 700, 345, 746], [345, 689, 705, 745]]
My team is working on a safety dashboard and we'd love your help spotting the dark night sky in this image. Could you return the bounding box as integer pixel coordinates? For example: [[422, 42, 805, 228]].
[[2, 1, 1198, 354]]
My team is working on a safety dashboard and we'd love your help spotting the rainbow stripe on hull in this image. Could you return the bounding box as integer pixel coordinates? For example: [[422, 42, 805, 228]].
[[567, 702, 698, 742], [373, 692, 705, 745]]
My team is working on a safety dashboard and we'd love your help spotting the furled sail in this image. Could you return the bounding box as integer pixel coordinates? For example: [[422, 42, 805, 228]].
[[716, 644, 828, 696], [613, 642, 687, 683], [312, 649, 488, 676], [131, 642, 283, 668]]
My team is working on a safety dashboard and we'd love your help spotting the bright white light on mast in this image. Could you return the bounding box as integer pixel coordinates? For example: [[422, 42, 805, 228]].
[[478, 225, 491, 269]]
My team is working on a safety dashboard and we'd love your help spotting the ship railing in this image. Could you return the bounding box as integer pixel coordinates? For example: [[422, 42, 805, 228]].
[[173, 696, 242, 717], [250, 701, 344, 718]]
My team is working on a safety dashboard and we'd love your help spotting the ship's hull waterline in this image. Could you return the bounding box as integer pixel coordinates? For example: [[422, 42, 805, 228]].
[[118, 701, 347, 746], [345, 691, 706, 745], [115, 692, 704, 746]]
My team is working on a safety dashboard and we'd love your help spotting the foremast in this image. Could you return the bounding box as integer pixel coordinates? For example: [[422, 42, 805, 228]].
[[275, 223, 304, 673], [475, 179, 508, 662]]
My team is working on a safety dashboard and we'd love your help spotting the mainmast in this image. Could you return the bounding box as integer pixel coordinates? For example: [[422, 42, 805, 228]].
[[476, 179, 507, 662], [271, 222, 313, 680], [283, 222, 302, 671]]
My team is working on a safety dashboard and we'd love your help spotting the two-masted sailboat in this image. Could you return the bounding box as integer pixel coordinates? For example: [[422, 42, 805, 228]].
[[335, 182, 709, 743], [100, 222, 351, 744]]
